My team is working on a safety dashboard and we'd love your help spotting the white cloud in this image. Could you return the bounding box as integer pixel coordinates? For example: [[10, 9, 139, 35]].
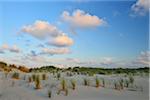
[[21, 20, 74, 48], [61, 9, 107, 28], [0, 44, 21, 53], [21, 20, 65, 39], [41, 47, 70, 55], [9, 45, 20, 53], [133, 51, 150, 66], [131, 0, 149, 16], [47, 35, 74, 47], [66, 58, 81, 64], [100, 57, 114, 65]]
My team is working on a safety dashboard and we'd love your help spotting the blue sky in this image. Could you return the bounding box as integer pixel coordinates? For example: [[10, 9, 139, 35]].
[[0, 0, 149, 68]]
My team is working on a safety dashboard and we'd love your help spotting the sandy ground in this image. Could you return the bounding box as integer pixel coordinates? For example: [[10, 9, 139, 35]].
[[0, 72, 149, 100]]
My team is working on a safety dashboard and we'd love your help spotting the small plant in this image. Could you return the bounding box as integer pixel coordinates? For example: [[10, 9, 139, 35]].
[[101, 78, 105, 87], [42, 74, 47, 80], [124, 79, 129, 88], [61, 79, 67, 90], [95, 76, 100, 88], [83, 78, 89, 86], [48, 90, 52, 98], [57, 73, 61, 80], [71, 79, 76, 90], [114, 81, 120, 90], [114, 82, 117, 90], [129, 76, 134, 85], [32, 74, 36, 82], [57, 79, 68, 96], [119, 79, 124, 90], [12, 72, 19, 79], [35, 75, 41, 89], [65, 88, 68, 96]]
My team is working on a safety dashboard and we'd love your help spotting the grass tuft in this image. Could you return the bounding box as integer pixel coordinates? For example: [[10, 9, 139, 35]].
[[71, 79, 76, 90], [12, 72, 19, 79]]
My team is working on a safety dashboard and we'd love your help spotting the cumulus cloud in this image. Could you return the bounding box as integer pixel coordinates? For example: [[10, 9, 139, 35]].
[[131, 0, 149, 16], [61, 9, 107, 28], [9, 45, 20, 53], [0, 44, 21, 53], [21, 20, 74, 49], [47, 35, 74, 47], [41, 47, 70, 55], [132, 51, 150, 66], [66, 58, 81, 63], [21, 20, 65, 39], [100, 57, 114, 66]]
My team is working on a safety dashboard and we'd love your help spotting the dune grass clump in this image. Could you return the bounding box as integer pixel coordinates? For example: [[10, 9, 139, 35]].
[[70, 79, 76, 90], [57, 79, 69, 96], [101, 78, 105, 87], [95, 76, 100, 88], [83, 78, 90, 86], [124, 79, 129, 88], [119, 78, 124, 90], [129, 76, 134, 85], [61, 79, 67, 90], [32, 74, 36, 82], [12, 72, 19, 79], [57, 73, 61, 80], [114, 81, 121, 90], [64, 88, 68, 96], [48, 89, 52, 98], [114, 82, 118, 90], [42, 73, 47, 80], [35, 75, 41, 89]]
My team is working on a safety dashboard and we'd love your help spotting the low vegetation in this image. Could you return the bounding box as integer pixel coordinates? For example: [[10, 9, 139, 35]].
[[35, 75, 41, 89], [12, 72, 19, 79], [83, 78, 90, 86], [95, 76, 100, 88], [70, 79, 76, 90], [0, 61, 149, 99]]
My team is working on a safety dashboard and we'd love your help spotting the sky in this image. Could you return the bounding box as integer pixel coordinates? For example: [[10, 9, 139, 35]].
[[0, 0, 149, 68]]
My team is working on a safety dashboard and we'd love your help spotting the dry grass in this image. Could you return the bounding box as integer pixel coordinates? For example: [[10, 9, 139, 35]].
[[35, 75, 41, 89]]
